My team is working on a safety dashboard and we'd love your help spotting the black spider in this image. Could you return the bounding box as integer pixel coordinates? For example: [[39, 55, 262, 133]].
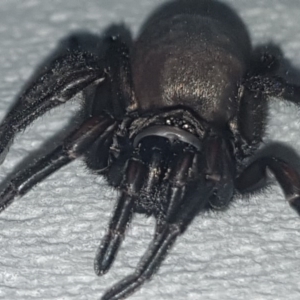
[[1, 0, 300, 299]]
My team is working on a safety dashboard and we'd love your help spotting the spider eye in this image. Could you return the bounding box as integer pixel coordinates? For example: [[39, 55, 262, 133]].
[[205, 174, 221, 182]]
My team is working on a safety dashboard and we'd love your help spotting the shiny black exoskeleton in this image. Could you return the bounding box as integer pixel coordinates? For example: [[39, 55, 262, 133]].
[[1, 1, 300, 299]]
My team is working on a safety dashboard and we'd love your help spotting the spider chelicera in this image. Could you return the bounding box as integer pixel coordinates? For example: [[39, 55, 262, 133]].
[[1, 0, 300, 299]]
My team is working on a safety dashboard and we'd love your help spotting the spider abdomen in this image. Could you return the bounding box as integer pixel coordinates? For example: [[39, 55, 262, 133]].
[[132, 0, 251, 124]]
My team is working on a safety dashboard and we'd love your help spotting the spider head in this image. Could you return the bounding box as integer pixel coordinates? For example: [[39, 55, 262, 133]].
[[130, 108, 235, 211]]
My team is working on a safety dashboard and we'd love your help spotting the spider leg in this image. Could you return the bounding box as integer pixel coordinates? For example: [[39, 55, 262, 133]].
[[236, 156, 300, 214], [245, 44, 300, 104], [231, 74, 300, 165], [95, 138, 200, 288], [95, 138, 170, 274], [94, 157, 146, 275], [244, 75, 300, 105], [234, 49, 300, 164], [0, 29, 135, 165], [101, 224, 180, 300], [155, 149, 196, 233], [0, 51, 104, 164], [0, 30, 136, 211], [100, 180, 210, 300], [249, 44, 283, 76], [101, 146, 213, 300], [0, 116, 116, 212]]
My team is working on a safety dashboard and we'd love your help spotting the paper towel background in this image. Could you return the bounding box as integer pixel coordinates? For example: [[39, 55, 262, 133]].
[[0, 0, 299, 299]]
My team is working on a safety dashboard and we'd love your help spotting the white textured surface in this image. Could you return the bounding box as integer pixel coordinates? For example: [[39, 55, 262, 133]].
[[0, 1, 300, 299]]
